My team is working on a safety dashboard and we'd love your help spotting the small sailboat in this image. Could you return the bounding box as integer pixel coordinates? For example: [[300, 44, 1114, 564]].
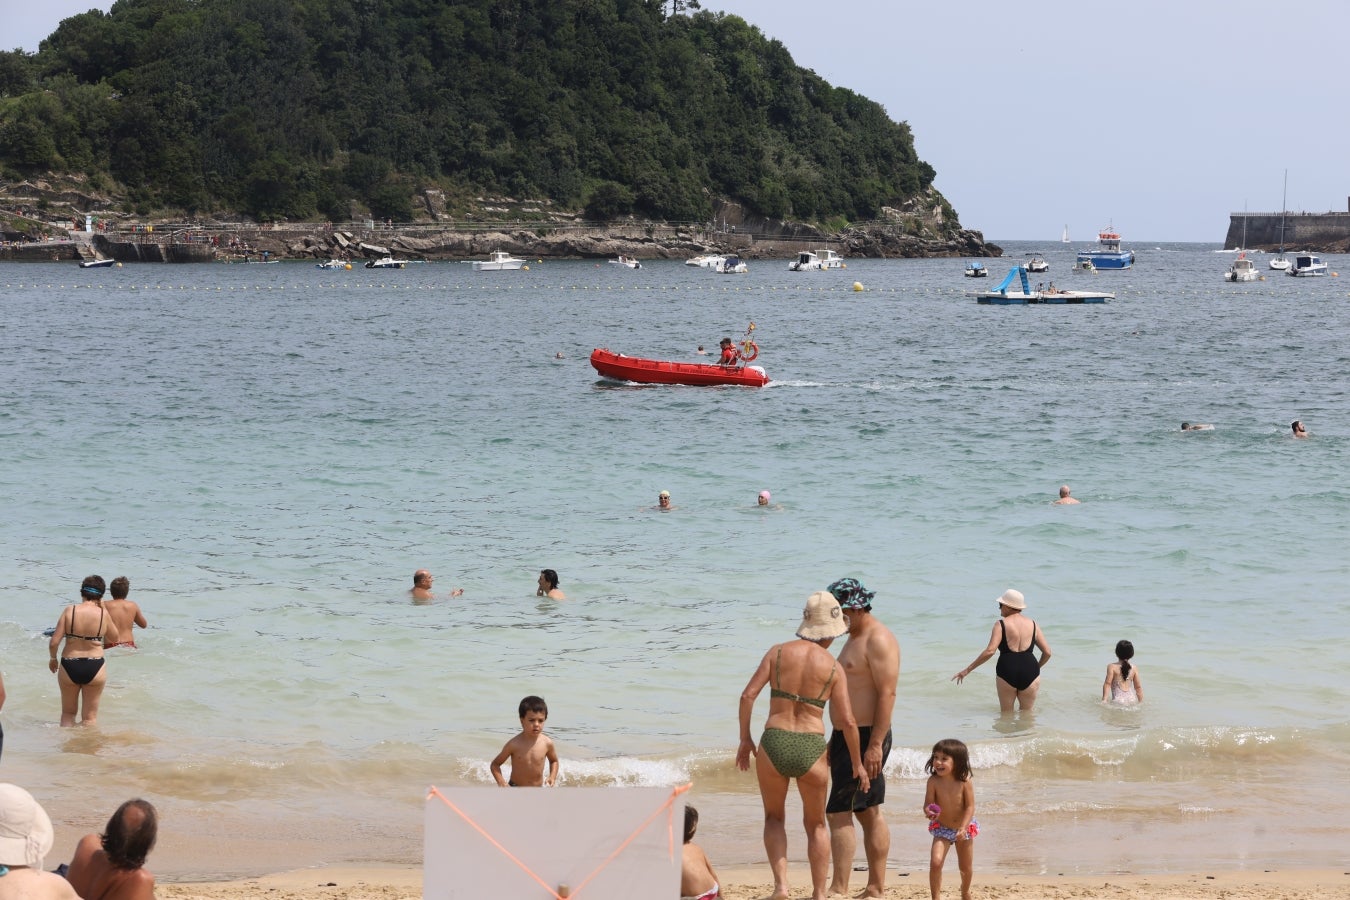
[[1061, 225, 1070, 244], [1270, 170, 1290, 271]]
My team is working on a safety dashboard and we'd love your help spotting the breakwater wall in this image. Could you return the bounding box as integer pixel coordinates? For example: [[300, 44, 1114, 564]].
[[1226, 205, 1350, 252]]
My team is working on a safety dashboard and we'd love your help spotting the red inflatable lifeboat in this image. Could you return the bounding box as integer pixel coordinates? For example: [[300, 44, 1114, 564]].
[[589, 348, 769, 387]]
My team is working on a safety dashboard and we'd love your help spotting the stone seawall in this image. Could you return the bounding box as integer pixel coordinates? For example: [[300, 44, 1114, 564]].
[[1225, 211, 1350, 252]]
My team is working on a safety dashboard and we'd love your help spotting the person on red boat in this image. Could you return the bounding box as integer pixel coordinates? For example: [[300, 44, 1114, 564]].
[[718, 337, 739, 366]]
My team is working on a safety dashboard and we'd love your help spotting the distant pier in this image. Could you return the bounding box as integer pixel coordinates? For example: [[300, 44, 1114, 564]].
[[1226, 199, 1350, 252]]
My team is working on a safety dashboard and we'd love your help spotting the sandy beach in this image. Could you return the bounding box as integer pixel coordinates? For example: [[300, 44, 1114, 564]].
[[155, 865, 1350, 899]]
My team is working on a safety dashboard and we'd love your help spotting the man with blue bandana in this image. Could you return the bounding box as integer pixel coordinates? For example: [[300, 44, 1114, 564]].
[[824, 577, 900, 899]]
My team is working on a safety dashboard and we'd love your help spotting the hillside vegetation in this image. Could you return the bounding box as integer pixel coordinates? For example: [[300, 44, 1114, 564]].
[[0, 0, 946, 230]]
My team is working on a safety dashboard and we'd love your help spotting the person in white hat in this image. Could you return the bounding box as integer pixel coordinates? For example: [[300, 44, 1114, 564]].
[[952, 589, 1053, 713], [736, 591, 868, 900], [0, 783, 79, 900]]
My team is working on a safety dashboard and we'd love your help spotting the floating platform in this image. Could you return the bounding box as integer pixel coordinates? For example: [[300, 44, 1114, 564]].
[[975, 266, 1114, 305]]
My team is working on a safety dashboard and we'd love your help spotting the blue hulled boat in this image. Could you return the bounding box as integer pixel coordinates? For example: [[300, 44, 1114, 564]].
[[1077, 226, 1135, 269]]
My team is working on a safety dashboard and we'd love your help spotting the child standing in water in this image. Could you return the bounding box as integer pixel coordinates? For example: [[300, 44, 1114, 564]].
[[490, 696, 559, 786], [923, 738, 977, 900], [680, 805, 721, 900], [1102, 640, 1143, 704]]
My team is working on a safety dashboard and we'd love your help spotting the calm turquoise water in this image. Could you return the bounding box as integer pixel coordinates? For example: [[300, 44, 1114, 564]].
[[2, 244, 1348, 876]]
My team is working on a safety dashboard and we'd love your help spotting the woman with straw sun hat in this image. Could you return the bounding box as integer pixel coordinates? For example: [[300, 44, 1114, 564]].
[[737, 591, 869, 900]]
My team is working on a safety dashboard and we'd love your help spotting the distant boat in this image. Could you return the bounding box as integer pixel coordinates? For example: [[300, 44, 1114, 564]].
[[1270, 171, 1291, 271], [788, 249, 844, 271], [609, 255, 641, 269], [1224, 253, 1260, 282], [1026, 253, 1049, 273], [79, 257, 117, 268], [315, 258, 351, 269], [717, 255, 748, 274], [472, 250, 526, 271], [1076, 225, 1134, 269], [685, 254, 726, 268], [1073, 259, 1096, 273], [1061, 225, 1070, 243], [1286, 253, 1328, 277], [364, 256, 408, 269], [964, 261, 989, 278]]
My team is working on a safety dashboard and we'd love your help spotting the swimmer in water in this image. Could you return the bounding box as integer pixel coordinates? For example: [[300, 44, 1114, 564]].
[[1181, 422, 1213, 431], [757, 490, 771, 506]]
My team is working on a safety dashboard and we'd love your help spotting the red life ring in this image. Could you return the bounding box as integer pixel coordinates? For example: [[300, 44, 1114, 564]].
[[740, 340, 759, 361]]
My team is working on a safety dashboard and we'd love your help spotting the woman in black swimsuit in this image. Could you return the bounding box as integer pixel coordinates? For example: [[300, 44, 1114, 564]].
[[952, 589, 1052, 713], [47, 575, 121, 727]]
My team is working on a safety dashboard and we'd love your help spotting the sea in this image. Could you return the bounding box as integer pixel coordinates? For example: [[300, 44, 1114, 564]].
[[2, 242, 1348, 880]]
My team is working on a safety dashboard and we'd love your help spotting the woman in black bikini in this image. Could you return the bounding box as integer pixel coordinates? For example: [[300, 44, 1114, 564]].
[[47, 575, 121, 727], [952, 589, 1052, 713]]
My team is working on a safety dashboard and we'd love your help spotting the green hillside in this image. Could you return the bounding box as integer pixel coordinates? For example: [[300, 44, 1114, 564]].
[[0, 0, 943, 228]]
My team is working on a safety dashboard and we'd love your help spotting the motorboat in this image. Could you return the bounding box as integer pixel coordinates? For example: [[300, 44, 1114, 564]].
[[685, 254, 727, 268], [717, 255, 748, 273], [365, 256, 408, 269], [788, 249, 844, 271], [1268, 255, 1290, 271], [472, 250, 526, 271], [609, 255, 641, 269], [1076, 225, 1135, 269], [316, 258, 351, 269], [1073, 259, 1096, 273], [1286, 253, 1328, 277], [975, 266, 1114, 304], [1026, 253, 1049, 273], [964, 261, 989, 278], [590, 348, 769, 387], [79, 257, 117, 268], [1224, 254, 1260, 282]]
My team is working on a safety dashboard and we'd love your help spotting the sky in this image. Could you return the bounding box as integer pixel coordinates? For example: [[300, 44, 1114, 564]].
[[10, 0, 1348, 242]]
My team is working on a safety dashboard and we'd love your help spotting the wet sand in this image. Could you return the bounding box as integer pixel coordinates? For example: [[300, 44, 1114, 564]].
[[155, 865, 1350, 899]]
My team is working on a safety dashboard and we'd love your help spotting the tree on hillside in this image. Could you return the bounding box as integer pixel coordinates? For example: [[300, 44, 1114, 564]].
[[2, 0, 943, 230]]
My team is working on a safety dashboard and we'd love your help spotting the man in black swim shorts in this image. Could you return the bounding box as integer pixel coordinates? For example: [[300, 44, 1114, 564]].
[[823, 578, 900, 898]]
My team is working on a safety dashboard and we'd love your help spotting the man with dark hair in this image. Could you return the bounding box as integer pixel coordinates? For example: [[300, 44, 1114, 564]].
[[104, 577, 147, 650], [64, 799, 158, 900], [824, 577, 900, 899]]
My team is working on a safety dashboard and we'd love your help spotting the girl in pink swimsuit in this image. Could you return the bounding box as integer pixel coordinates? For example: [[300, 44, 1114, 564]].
[[1102, 640, 1143, 704]]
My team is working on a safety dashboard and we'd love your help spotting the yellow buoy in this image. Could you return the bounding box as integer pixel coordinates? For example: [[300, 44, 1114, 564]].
[[523, 265, 530, 271], [852, 281, 864, 292]]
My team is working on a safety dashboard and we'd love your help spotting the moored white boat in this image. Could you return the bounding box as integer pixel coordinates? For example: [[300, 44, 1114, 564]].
[[788, 249, 844, 271], [1026, 253, 1049, 273], [609, 255, 641, 269], [316, 258, 351, 269], [364, 256, 408, 269], [964, 261, 988, 277], [79, 257, 118, 268], [685, 254, 727, 268], [1224, 254, 1260, 282], [717, 255, 748, 274], [472, 250, 527, 271], [1270, 170, 1291, 270], [1286, 253, 1328, 277]]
